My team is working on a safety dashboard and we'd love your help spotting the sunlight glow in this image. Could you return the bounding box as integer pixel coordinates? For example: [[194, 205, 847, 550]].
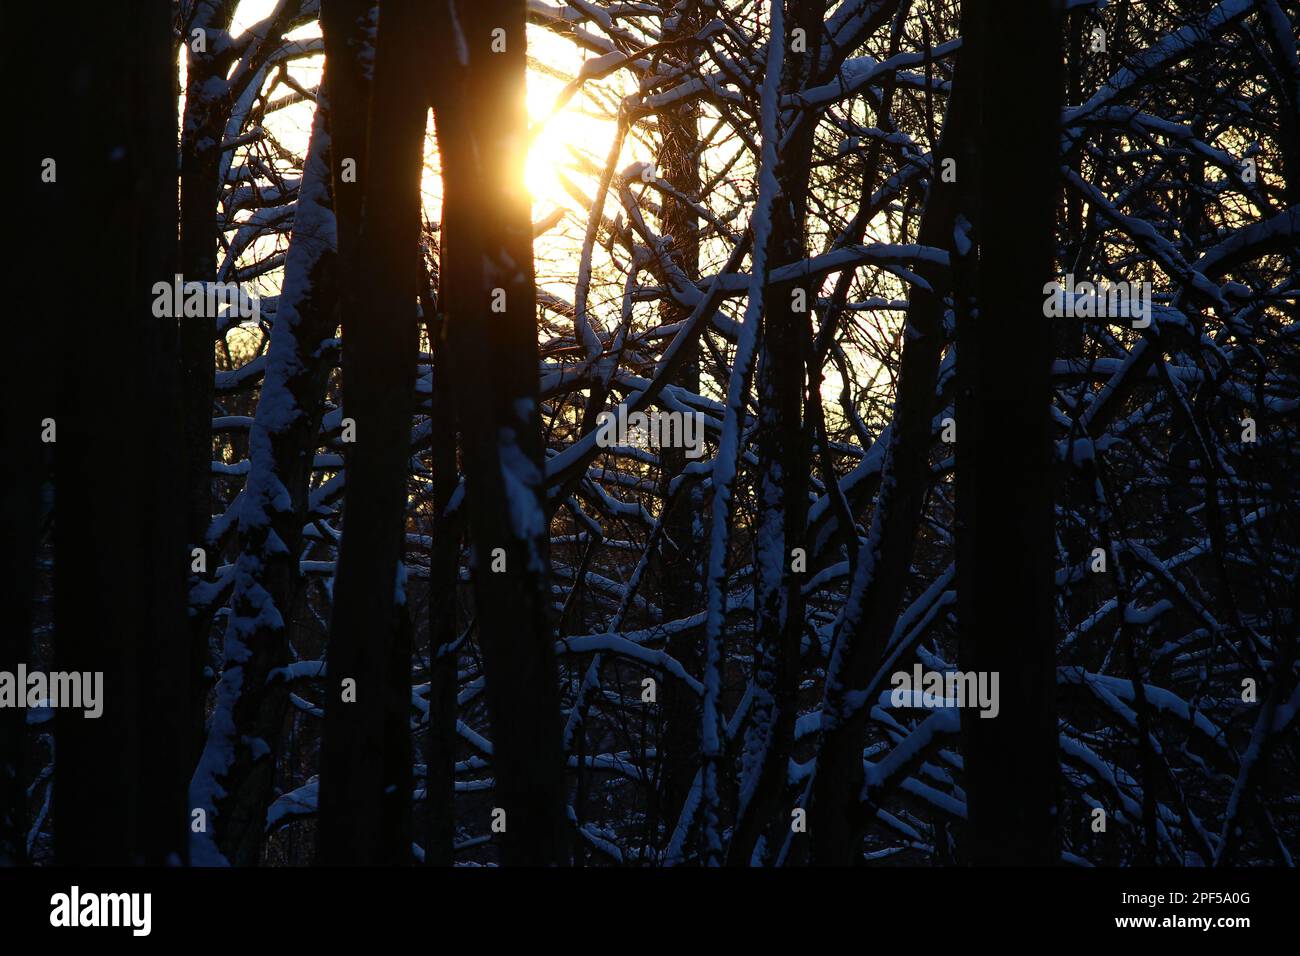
[[524, 31, 629, 212]]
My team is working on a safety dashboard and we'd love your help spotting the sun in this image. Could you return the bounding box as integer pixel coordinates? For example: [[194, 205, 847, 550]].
[[525, 83, 574, 206], [522, 30, 651, 214], [524, 60, 602, 210], [226, 4, 634, 230]]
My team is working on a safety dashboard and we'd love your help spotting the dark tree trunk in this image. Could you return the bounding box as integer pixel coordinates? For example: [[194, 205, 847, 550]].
[[180, 2, 240, 765], [192, 104, 340, 866], [803, 50, 972, 868], [954, 0, 1062, 865], [317, 0, 424, 865], [0, 319, 40, 863], [653, 0, 706, 845], [4, 5, 66, 865], [431, 0, 569, 866], [43, 0, 188, 864], [320, 0, 375, 268], [420, 261, 461, 867], [728, 0, 821, 867]]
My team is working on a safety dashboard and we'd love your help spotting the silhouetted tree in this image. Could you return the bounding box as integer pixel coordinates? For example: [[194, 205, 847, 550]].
[[954, 0, 1063, 865], [40, 0, 189, 865], [317, 0, 425, 865], [431, 0, 569, 865]]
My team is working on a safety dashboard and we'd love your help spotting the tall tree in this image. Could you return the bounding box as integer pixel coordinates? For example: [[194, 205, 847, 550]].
[[3, 3, 65, 866], [43, 0, 189, 864], [728, 0, 822, 866], [431, 0, 569, 865], [180, 0, 240, 763], [419, 254, 462, 867], [803, 9, 970, 866], [317, 0, 425, 865], [653, 0, 707, 844], [180, 0, 309, 766], [954, 0, 1063, 864], [190, 104, 341, 866]]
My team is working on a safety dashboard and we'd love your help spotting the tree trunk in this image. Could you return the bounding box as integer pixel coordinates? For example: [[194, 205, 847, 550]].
[[317, 0, 424, 865], [180, 2, 239, 765], [954, 0, 1062, 866], [420, 259, 461, 867], [653, 0, 706, 848], [48, 0, 188, 864], [728, 0, 821, 866], [190, 103, 341, 866], [803, 50, 972, 868], [4, 4, 66, 864], [431, 0, 569, 866]]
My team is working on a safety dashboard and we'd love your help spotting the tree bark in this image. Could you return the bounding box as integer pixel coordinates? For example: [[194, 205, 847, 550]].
[[190, 103, 340, 866], [802, 60, 971, 869], [431, 0, 569, 866], [317, 0, 424, 865], [728, 0, 821, 867], [46, 0, 188, 864], [954, 0, 1062, 865], [653, 0, 706, 847], [420, 258, 461, 867], [4, 4, 66, 865], [180, 2, 239, 764]]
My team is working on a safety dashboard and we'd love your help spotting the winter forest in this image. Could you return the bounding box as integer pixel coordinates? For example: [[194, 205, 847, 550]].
[[3, 0, 1300, 870]]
